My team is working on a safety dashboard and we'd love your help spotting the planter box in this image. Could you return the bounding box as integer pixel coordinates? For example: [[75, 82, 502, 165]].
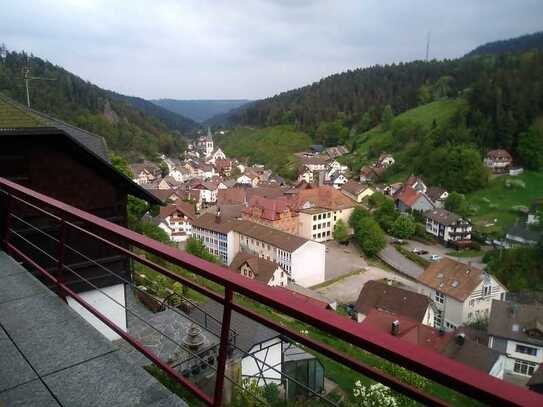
[[136, 289, 165, 313]]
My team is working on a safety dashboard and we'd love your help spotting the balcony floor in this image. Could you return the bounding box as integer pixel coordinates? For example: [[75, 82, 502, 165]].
[[0, 251, 187, 407]]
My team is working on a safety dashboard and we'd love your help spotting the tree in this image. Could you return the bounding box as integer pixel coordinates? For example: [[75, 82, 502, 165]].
[[517, 127, 543, 170], [186, 237, 219, 263], [381, 105, 394, 131], [159, 161, 169, 178], [349, 206, 370, 228], [432, 75, 453, 100], [444, 192, 470, 217], [355, 217, 386, 257], [391, 215, 416, 239], [374, 199, 400, 233], [333, 219, 349, 242], [358, 111, 373, 132], [417, 82, 432, 105]]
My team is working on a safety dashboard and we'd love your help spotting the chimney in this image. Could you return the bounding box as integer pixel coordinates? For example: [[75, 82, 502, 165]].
[[215, 208, 221, 223], [455, 333, 465, 345], [391, 320, 400, 336]]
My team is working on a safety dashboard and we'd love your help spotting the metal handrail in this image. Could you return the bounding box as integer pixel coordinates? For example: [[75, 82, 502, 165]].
[[1, 176, 542, 406]]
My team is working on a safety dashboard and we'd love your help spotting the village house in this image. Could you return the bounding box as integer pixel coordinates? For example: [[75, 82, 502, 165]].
[[353, 280, 434, 326], [214, 158, 233, 176], [147, 188, 179, 204], [237, 168, 260, 187], [394, 186, 434, 213], [168, 165, 191, 183], [359, 165, 385, 183], [488, 300, 543, 381], [241, 195, 298, 235], [377, 153, 395, 168], [505, 223, 542, 248], [484, 149, 513, 173], [426, 186, 449, 208], [130, 161, 161, 185], [323, 145, 349, 159], [191, 213, 239, 265], [341, 180, 374, 203], [424, 208, 472, 243], [230, 252, 288, 287], [329, 172, 348, 189], [416, 258, 507, 331], [191, 180, 225, 207], [361, 309, 506, 379], [158, 175, 183, 190], [154, 201, 196, 243]]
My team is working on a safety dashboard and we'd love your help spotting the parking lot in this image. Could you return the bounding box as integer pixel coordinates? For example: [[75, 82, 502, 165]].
[[316, 266, 419, 304], [324, 240, 368, 281]]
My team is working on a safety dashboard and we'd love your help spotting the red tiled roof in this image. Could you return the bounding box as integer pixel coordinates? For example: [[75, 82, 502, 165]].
[[487, 149, 512, 160], [217, 188, 247, 205], [396, 186, 421, 208], [289, 185, 355, 211]]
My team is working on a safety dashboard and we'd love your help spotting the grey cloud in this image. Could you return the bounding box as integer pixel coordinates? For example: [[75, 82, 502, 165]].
[[0, 0, 541, 99]]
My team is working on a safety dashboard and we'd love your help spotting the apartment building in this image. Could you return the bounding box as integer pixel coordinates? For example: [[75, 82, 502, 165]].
[[424, 208, 472, 243], [191, 214, 240, 265]]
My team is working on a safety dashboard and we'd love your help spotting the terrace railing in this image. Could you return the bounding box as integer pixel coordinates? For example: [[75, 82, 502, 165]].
[[1, 176, 542, 407]]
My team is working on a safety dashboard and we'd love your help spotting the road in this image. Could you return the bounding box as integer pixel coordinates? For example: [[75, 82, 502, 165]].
[[378, 242, 425, 279], [324, 240, 368, 281]]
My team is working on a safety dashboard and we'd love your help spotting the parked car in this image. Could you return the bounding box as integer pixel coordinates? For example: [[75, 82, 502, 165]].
[[391, 238, 404, 245], [429, 254, 442, 261], [412, 248, 428, 255]]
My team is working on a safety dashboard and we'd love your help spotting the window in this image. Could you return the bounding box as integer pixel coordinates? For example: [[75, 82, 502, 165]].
[[516, 345, 538, 356], [434, 310, 443, 328], [483, 285, 491, 296], [514, 359, 537, 376], [435, 291, 445, 304], [313, 215, 317, 221], [313, 225, 316, 230]]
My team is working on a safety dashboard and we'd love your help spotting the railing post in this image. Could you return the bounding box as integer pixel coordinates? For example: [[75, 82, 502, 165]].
[[213, 287, 234, 407], [1, 193, 13, 253], [56, 219, 67, 301]]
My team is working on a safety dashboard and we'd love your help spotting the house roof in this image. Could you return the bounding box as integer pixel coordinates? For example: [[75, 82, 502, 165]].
[[354, 280, 431, 322], [396, 187, 421, 208], [418, 258, 484, 302], [234, 220, 308, 252], [156, 201, 196, 222], [191, 213, 238, 234], [362, 309, 501, 374], [0, 93, 109, 161], [230, 252, 280, 284], [506, 223, 542, 242], [289, 185, 356, 211], [324, 145, 349, 159], [424, 208, 465, 226], [341, 180, 369, 196], [488, 300, 543, 347], [528, 364, 543, 388], [0, 95, 160, 205], [217, 187, 247, 205], [426, 186, 447, 202], [147, 188, 178, 203], [487, 149, 512, 160]]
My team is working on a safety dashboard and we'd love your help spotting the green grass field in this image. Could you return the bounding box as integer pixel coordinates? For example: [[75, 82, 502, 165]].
[[343, 98, 466, 174], [467, 171, 543, 236]]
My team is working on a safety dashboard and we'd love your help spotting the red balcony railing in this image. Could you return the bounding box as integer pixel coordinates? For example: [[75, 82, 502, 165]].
[[1, 176, 542, 407]]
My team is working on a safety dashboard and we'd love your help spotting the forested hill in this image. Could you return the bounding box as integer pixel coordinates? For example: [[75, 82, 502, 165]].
[[152, 99, 250, 123], [465, 31, 543, 57], [220, 32, 543, 132], [0, 48, 198, 161]]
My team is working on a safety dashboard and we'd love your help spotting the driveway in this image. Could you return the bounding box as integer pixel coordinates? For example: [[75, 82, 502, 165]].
[[324, 240, 368, 280], [316, 267, 419, 304], [378, 242, 425, 279]]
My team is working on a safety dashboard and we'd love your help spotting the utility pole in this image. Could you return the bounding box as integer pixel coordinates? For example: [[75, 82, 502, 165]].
[[425, 31, 431, 62], [23, 55, 55, 108]]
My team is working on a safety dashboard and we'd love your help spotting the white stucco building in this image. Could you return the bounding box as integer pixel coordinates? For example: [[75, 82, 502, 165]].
[[417, 258, 507, 330]]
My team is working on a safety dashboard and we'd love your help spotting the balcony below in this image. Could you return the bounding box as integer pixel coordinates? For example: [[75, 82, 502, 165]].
[[0, 251, 187, 407]]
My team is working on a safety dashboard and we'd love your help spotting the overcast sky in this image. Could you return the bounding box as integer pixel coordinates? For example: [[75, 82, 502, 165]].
[[1, 0, 542, 100]]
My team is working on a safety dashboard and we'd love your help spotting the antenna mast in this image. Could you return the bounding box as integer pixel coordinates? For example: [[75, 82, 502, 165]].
[[425, 31, 431, 62], [23, 55, 56, 108]]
